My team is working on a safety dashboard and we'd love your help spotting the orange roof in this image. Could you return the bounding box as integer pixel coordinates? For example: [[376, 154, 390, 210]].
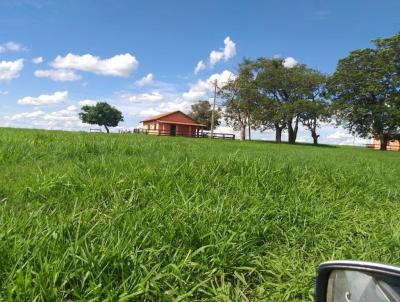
[[141, 111, 180, 122], [158, 120, 206, 127], [140, 110, 205, 127]]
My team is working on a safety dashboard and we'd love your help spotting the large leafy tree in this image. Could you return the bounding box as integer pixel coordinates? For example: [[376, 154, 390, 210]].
[[188, 100, 221, 130], [79, 102, 123, 133], [328, 32, 400, 150], [255, 58, 327, 144]]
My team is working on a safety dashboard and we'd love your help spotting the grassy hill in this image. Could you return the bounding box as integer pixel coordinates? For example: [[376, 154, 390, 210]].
[[0, 128, 399, 301]]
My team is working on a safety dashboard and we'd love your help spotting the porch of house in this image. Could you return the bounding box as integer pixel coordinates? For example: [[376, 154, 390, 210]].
[[144, 121, 205, 137]]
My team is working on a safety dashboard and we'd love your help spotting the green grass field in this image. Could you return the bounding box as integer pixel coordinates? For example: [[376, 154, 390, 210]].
[[0, 128, 399, 301]]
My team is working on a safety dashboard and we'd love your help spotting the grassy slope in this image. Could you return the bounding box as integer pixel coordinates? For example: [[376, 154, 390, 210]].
[[0, 128, 399, 301]]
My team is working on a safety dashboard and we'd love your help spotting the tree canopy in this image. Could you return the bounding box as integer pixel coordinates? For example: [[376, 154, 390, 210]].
[[328, 33, 400, 150], [219, 60, 260, 140], [79, 102, 123, 133], [254, 58, 328, 144], [188, 100, 221, 130]]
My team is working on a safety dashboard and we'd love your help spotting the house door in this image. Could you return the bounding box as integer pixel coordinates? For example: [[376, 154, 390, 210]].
[[170, 124, 176, 136]]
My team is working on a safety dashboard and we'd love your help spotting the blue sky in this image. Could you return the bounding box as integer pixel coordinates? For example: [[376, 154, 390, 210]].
[[0, 0, 399, 144]]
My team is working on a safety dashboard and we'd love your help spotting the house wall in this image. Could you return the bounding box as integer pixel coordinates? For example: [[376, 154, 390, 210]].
[[142, 111, 205, 136], [373, 139, 400, 151], [160, 123, 198, 136], [175, 125, 195, 136], [142, 121, 200, 137], [160, 123, 170, 134], [158, 112, 200, 124], [142, 121, 159, 135]]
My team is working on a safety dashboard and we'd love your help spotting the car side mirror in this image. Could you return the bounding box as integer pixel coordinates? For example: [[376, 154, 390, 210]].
[[315, 261, 400, 302]]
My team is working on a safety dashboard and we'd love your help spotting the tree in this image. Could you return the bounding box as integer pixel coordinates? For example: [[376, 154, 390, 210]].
[[188, 100, 221, 130], [219, 60, 260, 141], [328, 32, 400, 150], [219, 79, 248, 140], [252, 96, 286, 143], [237, 60, 260, 141], [255, 58, 327, 144], [79, 102, 123, 133], [298, 100, 330, 145]]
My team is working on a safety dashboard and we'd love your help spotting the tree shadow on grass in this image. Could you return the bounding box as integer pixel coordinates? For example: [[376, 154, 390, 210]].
[[254, 139, 338, 149]]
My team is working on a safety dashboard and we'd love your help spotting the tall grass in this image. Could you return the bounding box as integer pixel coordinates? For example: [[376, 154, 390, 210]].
[[0, 128, 399, 301]]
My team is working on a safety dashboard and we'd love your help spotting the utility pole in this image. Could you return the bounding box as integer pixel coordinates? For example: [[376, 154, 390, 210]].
[[210, 79, 217, 139]]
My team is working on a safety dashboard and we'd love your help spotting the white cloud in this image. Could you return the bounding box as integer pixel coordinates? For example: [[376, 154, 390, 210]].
[[0, 59, 24, 81], [209, 36, 236, 67], [66, 105, 78, 111], [32, 56, 44, 64], [78, 99, 97, 107], [135, 73, 154, 86], [125, 91, 163, 103], [192, 37, 236, 73], [0, 41, 26, 53], [283, 57, 298, 68], [17, 91, 68, 106], [138, 100, 192, 117], [326, 130, 370, 146], [194, 60, 206, 74], [182, 70, 236, 101], [3, 106, 85, 130], [50, 53, 138, 77], [8, 110, 45, 121], [139, 107, 162, 117], [132, 70, 236, 120], [34, 69, 82, 82]]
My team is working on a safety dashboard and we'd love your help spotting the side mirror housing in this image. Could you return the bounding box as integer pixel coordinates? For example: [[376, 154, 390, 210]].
[[315, 261, 400, 302]]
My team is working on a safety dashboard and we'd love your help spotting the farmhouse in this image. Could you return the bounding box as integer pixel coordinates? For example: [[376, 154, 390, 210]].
[[141, 111, 207, 137], [372, 138, 400, 151]]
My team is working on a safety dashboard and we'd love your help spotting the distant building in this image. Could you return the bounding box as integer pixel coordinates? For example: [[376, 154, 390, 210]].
[[372, 138, 400, 151], [141, 111, 206, 137]]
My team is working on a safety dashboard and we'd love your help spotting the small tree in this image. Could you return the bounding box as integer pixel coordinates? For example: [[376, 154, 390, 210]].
[[188, 100, 221, 130], [219, 79, 248, 140], [219, 60, 259, 141], [298, 100, 330, 145], [79, 102, 123, 133]]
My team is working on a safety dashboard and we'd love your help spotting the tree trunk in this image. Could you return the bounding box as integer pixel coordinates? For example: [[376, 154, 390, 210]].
[[275, 124, 282, 144], [288, 115, 299, 144], [104, 125, 110, 133], [240, 125, 246, 141], [311, 120, 319, 145], [288, 123, 295, 144], [380, 133, 388, 151], [311, 130, 319, 145], [293, 115, 299, 142], [248, 122, 251, 141]]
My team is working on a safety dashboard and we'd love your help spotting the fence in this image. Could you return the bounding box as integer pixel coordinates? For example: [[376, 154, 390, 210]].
[[366, 143, 400, 151], [119, 129, 235, 140]]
